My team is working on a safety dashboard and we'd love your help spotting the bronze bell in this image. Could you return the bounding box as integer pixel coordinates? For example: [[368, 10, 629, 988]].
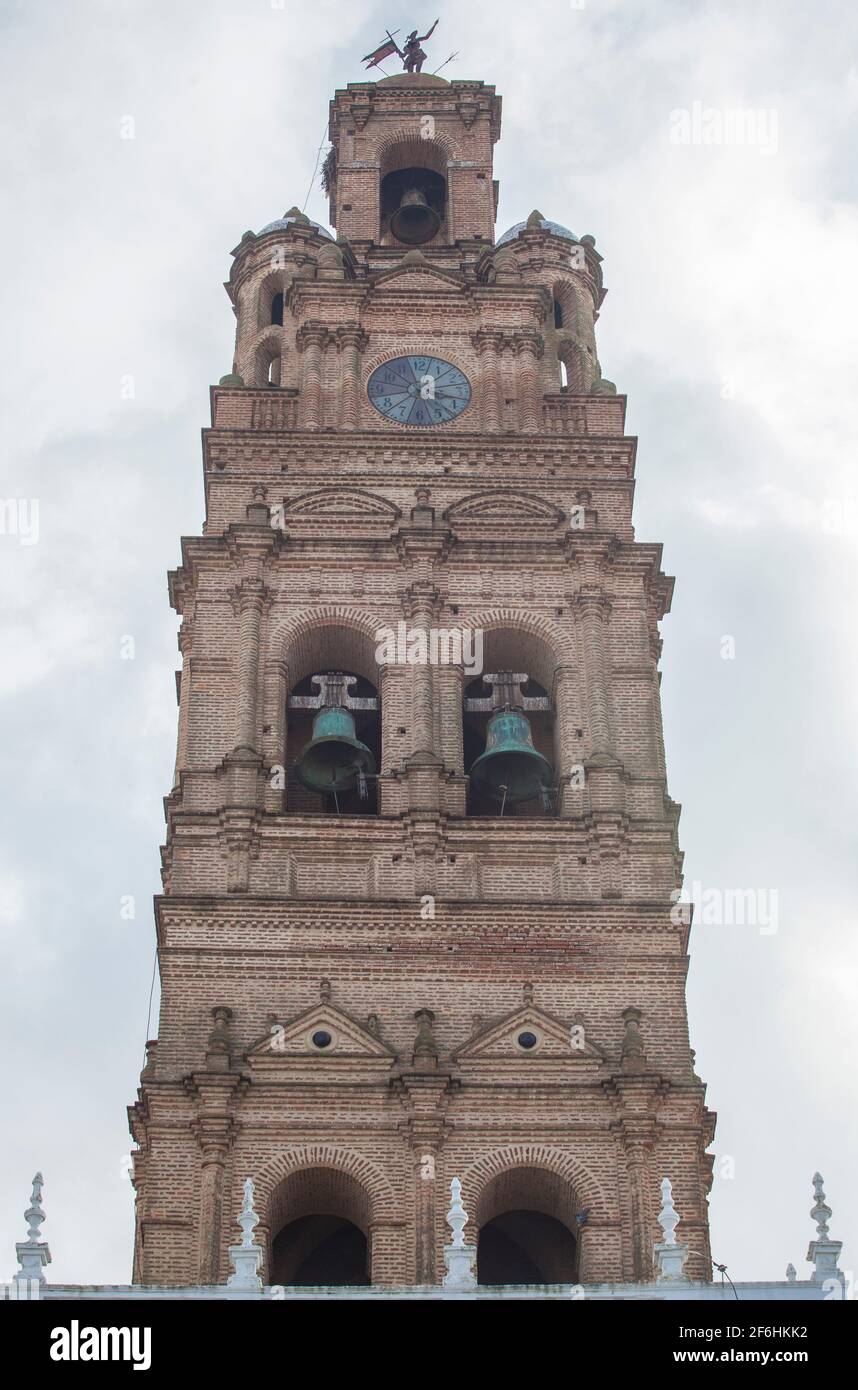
[[296, 705, 375, 794], [389, 187, 441, 245], [469, 708, 553, 805]]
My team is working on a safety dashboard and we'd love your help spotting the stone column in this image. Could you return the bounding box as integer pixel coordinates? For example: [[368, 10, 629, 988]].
[[297, 322, 328, 430], [337, 324, 368, 429]]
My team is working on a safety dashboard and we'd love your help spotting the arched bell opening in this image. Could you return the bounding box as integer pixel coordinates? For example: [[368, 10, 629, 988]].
[[379, 138, 449, 247], [268, 1168, 372, 1287], [475, 1167, 580, 1286], [463, 673, 556, 819], [381, 168, 446, 245], [286, 670, 380, 816]]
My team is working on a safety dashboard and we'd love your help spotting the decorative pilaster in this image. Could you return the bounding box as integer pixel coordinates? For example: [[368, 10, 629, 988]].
[[193, 1027, 240, 1284], [229, 577, 272, 758], [296, 322, 329, 430], [393, 1012, 457, 1283], [573, 586, 613, 758], [605, 1013, 668, 1281], [514, 332, 544, 433], [337, 324, 368, 429], [262, 656, 289, 813], [405, 583, 440, 758], [471, 329, 502, 432], [438, 662, 466, 775], [552, 663, 585, 818], [196, 1126, 232, 1285]]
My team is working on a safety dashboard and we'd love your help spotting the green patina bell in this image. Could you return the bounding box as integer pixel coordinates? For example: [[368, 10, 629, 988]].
[[296, 705, 375, 794], [469, 708, 553, 804]]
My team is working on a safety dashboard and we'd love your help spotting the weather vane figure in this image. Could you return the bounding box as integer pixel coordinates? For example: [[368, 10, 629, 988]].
[[363, 19, 440, 75]]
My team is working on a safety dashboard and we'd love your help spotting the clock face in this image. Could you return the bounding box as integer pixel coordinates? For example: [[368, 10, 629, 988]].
[[367, 355, 471, 427]]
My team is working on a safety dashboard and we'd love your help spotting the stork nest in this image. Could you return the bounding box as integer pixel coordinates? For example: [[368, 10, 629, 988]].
[[320, 147, 336, 195]]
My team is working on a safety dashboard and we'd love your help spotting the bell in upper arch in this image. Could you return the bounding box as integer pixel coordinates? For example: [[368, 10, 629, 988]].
[[296, 704, 375, 794], [469, 707, 553, 805], [389, 187, 442, 245]]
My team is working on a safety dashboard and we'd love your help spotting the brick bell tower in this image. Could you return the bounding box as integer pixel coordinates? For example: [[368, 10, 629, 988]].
[[128, 70, 716, 1290]]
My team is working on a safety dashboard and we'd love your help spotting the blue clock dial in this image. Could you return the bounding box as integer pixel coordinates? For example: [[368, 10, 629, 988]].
[[367, 355, 471, 427]]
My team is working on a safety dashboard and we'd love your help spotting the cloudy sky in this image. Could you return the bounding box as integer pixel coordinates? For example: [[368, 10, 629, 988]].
[[1, 0, 855, 1288]]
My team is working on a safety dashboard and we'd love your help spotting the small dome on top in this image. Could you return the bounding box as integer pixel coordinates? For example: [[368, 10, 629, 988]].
[[497, 210, 578, 247], [258, 206, 334, 240], [376, 72, 449, 87]]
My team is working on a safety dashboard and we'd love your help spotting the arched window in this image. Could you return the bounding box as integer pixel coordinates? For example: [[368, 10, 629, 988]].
[[553, 297, 564, 330], [256, 274, 286, 333]]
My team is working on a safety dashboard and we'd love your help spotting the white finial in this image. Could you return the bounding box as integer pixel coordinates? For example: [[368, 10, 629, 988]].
[[15, 1171, 51, 1292], [446, 1177, 468, 1248], [806, 1171, 843, 1286], [24, 1173, 46, 1245], [657, 1176, 680, 1246], [653, 1175, 688, 1283], [810, 1172, 831, 1240], [237, 1177, 260, 1248], [227, 1177, 263, 1290], [786, 1262, 797, 1282], [442, 1177, 477, 1288]]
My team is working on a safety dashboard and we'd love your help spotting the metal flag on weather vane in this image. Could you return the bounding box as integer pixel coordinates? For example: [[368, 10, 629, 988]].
[[362, 30, 401, 70], [362, 19, 439, 74]]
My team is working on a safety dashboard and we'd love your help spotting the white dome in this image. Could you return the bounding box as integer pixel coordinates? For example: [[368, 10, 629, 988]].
[[258, 211, 333, 240], [497, 217, 578, 247]]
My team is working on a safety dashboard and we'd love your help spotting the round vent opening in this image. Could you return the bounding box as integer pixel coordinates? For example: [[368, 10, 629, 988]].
[[311, 1030, 333, 1049], [517, 1030, 538, 1051]]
